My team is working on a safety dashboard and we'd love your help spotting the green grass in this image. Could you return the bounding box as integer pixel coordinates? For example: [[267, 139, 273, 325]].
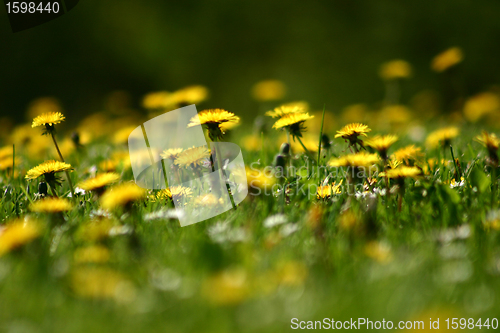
[[1, 120, 500, 333]]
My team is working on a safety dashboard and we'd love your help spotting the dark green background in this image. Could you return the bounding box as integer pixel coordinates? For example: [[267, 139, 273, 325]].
[[1, 0, 500, 123]]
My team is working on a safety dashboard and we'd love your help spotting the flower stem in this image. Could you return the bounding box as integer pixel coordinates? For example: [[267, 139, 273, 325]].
[[50, 132, 75, 198]]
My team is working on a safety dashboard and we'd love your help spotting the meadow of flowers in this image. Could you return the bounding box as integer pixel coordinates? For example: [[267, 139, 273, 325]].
[[1, 47, 500, 332]]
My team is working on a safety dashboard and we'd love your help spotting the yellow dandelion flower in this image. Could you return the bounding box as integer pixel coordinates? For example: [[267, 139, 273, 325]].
[[335, 123, 371, 140], [78, 173, 120, 192], [365, 135, 398, 158], [392, 145, 424, 164], [25, 160, 72, 181], [265, 104, 306, 118], [73, 245, 111, 264], [251, 79, 286, 101], [383, 166, 421, 179], [464, 92, 500, 123], [30, 197, 73, 213], [100, 183, 146, 210], [154, 186, 193, 202], [174, 146, 210, 167], [426, 127, 459, 148], [476, 131, 500, 151], [316, 181, 343, 199], [272, 112, 314, 138], [328, 152, 380, 168], [187, 109, 240, 140], [160, 148, 184, 161], [31, 112, 65, 128], [70, 267, 134, 301], [432, 47, 463, 72], [379, 59, 412, 80], [0, 218, 42, 257]]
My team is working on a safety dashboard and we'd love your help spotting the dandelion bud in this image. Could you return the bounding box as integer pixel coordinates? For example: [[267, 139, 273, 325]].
[[38, 182, 48, 196], [321, 134, 331, 150], [279, 143, 290, 156], [71, 131, 80, 146], [274, 154, 286, 169]]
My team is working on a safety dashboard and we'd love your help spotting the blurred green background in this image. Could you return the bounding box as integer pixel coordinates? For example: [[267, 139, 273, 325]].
[[1, 0, 500, 123]]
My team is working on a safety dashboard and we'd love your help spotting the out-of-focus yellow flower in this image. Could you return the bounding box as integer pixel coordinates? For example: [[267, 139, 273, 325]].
[[99, 151, 131, 172], [0, 218, 42, 257], [328, 152, 379, 168], [78, 173, 120, 192], [309, 110, 336, 134], [174, 146, 210, 167], [365, 135, 398, 158], [316, 181, 342, 199], [142, 86, 209, 110], [27, 97, 62, 120], [76, 218, 115, 242], [463, 92, 500, 122], [425, 127, 459, 148], [382, 166, 421, 179], [142, 91, 170, 109], [77, 112, 110, 138], [70, 267, 135, 302], [275, 261, 308, 286], [432, 47, 463, 72], [31, 112, 65, 128], [266, 104, 306, 118], [194, 193, 223, 206], [476, 131, 500, 152], [25, 160, 73, 181], [0, 156, 21, 171], [379, 60, 412, 80], [338, 210, 359, 231], [113, 125, 136, 144], [241, 135, 262, 151], [74, 245, 111, 264], [341, 104, 369, 124], [30, 197, 73, 213], [392, 145, 424, 164], [188, 109, 240, 140], [100, 183, 146, 210], [251, 79, 286, 101], [246, 167, 275, 191], [201, 268, 250, 305], [364, 241, 393, 264], [378, 105, 412, 125], [177, 85, 209, 105], [295, 135, 319, 153]]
